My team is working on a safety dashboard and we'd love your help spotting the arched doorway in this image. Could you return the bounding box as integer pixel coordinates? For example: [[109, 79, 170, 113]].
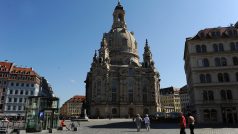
[[95, 108, 100, 118], [128, 108, 134, 118]]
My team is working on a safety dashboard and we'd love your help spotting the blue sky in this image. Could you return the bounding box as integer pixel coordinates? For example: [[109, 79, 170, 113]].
[[1, 0, 238, 105]]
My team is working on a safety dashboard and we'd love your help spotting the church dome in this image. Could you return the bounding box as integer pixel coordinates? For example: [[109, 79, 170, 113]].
[[108, 28, 138, 55]]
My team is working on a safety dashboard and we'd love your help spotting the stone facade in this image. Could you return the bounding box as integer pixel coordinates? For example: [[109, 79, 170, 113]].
[[160, 87, 181, 113], [0, 61, 54, 117], [184, 22, 238, 124], [85, 2, 161, 118], [179, 85, 190, 114], [60, 95, 85, 117]]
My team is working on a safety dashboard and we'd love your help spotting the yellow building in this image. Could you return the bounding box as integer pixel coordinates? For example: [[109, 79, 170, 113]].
[[160, 87, 181, 113], [60, 95, 85, 118]]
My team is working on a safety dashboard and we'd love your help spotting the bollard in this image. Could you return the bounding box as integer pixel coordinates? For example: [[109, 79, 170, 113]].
[[48, 128, 52, 133], [17, 129, 20, 134]]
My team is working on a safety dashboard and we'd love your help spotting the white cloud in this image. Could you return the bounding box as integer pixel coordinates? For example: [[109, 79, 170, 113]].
[[70, 80, 76, 83]]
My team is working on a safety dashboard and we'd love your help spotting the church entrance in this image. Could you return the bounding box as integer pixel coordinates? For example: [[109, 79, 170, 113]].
[[128, 108, 134, 118]]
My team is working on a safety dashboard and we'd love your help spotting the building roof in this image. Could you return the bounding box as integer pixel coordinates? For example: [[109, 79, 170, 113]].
[[179, 85, 188, 94], [189, 24, 238, 41], [0, 61, 39, 76], [68, 95, 85, 103], [184, 21, 238, 60], [0, 61, 13, 72], [160, 86, 180, 95]]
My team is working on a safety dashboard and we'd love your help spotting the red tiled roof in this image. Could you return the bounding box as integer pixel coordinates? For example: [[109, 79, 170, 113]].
[[67, 95, 85, 103], [190, 26, 238, 40], [0, 61, 40, 77], [0, 62, 13, 72]]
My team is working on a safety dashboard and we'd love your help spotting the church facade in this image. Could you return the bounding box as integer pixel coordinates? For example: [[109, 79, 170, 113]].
[[85, 2, 161, 118]]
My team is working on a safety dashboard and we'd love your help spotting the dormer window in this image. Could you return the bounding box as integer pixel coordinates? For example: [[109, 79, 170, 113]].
[[211, 31, 220, 37]]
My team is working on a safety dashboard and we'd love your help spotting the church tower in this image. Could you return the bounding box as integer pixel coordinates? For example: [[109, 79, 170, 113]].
[[85, 2, 161, 118]]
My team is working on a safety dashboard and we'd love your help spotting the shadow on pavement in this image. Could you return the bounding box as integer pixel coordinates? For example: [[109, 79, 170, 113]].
[[88, 120, 238, 129], [89, 121, 179, 129]]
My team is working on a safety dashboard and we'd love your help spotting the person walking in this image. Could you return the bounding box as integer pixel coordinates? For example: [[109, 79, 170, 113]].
[[144, 114, 150, 131], [188, 112, 195, 134], [135, 114, 142, 132], [179, 112, 186, 134]]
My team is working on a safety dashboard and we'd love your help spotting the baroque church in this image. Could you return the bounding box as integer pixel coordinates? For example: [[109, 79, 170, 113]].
[[85, 2, 161, 118]]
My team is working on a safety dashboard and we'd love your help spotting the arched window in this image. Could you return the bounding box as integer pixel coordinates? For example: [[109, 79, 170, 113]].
[[233, 57, 238, 65], [97, 80, 101, 96], [200, 74, 206, 83], [220, 90, 226, 100], [143, 83, 148, 103], [221, 57, 227, 66], [111, 80, 117, 102], [224, 73, 230, 82], [203, 109, 210, 121], [213, 44, 218, 52], [208, 91, 214, 100], [203, 90, 208, 101], [203, 58, 209, 67], [210, 109, 217, 121], [206, 74, 211, 83], [230, 42, 235, 51], [128, 79, 133, 103], [201, 45, 207, 52], [196, 45, 201, 53], [227, 90, 232, 100], [218, 73, 223, 82], [219, 43, 224, 51]]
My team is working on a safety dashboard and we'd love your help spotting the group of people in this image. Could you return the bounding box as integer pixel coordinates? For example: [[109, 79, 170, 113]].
[[134, 112, 195, 134], [134, 114, 150, 132]]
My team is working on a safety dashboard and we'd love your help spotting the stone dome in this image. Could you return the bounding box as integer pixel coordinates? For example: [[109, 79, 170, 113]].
[[108, 28, 137, 55]]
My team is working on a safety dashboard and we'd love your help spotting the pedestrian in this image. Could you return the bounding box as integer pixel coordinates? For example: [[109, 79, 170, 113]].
[[60, 119, 70, 130], [70, 122, 75, 130], [179, 112, 186, 134], [188, 112, 195, 134], [135, 114, 142, 132], [144, 114, 150, 131]]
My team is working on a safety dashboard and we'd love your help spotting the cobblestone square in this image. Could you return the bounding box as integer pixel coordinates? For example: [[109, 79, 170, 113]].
[[32, 119, 238, 134]]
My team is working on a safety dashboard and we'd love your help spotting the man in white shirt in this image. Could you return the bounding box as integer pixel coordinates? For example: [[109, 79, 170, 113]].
[[144, 114, 150, 131]]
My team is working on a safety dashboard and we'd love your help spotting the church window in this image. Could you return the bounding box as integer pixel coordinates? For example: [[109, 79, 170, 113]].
[[111, 80, 117, 102], [97, 80, 101, 96], [128, 68, 133, 76], [128, 79, 133, 103], [143, 84, 147, 103]]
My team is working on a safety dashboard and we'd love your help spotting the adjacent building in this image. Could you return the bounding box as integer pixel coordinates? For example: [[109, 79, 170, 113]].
[[184, 22, 238, 124], [60, 95, 85, 118], [0, 61, 54, 118], [179, 85, 190, 114], [160, 87, 181, 113], [85, 2, 161, 118]]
